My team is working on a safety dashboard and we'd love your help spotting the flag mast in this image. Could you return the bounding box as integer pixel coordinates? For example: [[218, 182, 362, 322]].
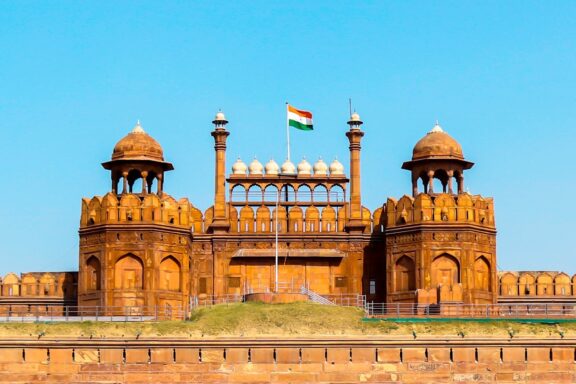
[[286, 102, 291, 161]]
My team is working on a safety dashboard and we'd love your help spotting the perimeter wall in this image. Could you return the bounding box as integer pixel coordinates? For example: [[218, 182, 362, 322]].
[[1, 338, 576, 383]]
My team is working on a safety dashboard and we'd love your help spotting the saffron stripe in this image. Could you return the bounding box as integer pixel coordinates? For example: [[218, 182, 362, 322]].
[[287, 105, 313, 118]]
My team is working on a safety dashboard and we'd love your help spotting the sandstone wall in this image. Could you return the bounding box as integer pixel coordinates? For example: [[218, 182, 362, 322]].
[[0, 339, 575, 383]]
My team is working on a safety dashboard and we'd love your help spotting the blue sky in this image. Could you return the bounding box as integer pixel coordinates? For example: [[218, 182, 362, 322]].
[[0, 1, 575, 274]]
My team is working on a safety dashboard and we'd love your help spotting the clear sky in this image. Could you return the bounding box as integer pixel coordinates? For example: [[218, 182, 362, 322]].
[[0, 1, 575, 274]]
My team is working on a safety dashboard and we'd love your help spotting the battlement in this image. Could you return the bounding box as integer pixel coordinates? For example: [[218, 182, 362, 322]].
[[0, 272, 77, 299], [499, 271, 576, 297], [226, 203, 373, 234], [384, 193, 495, 229], [80, 193, 204, 233]]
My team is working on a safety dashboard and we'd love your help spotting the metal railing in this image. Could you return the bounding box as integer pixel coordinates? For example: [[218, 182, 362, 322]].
[[0, 305, 187, 322], [365, 302, 576, 318], [190, 294, 244, 309]]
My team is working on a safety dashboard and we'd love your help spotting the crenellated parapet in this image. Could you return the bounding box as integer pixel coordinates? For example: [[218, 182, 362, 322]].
[[80, 192, 204, 233], [498, 271, 576, 298], [0, 272, 77, 300], [384, 193, 495, 229]]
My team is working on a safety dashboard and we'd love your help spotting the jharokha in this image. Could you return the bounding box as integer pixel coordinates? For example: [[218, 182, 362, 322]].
[[1, 112, 570, 311]]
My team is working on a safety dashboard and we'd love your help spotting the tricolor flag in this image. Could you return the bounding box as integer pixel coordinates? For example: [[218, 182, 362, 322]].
[[287, 104, 313, 131]]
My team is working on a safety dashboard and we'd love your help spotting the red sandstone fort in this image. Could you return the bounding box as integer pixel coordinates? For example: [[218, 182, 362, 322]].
[[0, 111, 569, 314]]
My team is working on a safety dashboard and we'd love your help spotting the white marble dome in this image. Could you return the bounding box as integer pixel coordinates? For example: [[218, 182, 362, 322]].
[[313, 158, 329, 175], [231, 158, 247, 175], [329, 159, 345, 175], [248, 158, 264, 175], [281, 159, 296, 174], [265, 159, 279, 175], [297, 158, 312, 175]]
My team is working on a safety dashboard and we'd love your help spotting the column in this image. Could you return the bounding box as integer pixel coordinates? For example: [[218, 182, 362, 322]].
[[345, 112, 365, 233], [209, 111, 231, 233]]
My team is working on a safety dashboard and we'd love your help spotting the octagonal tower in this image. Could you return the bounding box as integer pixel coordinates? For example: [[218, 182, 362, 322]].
[[385, 123, 497, 305]]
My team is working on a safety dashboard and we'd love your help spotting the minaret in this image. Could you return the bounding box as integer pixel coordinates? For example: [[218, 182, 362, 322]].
[[209, 111, 230, 233], [345, 112, 365, 232]]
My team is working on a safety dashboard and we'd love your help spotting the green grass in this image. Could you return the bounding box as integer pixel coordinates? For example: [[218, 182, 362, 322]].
[[0, 302, 573, 338]]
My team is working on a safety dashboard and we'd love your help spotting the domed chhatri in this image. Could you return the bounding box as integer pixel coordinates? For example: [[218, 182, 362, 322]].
[[265, 159, 280, 175], [329, 159, 345, 175], [248, 158, 264, 175], [297, 158, 312, 175], [112, 121, 165, 162], [232, 158, 247, 175], [313, 158, 328, 175], [411, 122, 464, 161], [281, 159, 296, 174], [402, 121, 473, 196], [102, 121, 173, 195]]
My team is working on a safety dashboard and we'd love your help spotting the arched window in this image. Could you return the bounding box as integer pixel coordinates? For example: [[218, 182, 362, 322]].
[[329, 185, 345, 202], [86, 256, 101, 291], [231, 184, 247, 202], [431, 254, 460, 287], [247, 185, 263, 202], [280, 184, 296, 202], [313, 185, 328, 202], [297, 185, 312, 202], [114, 254, 144, 289], [395, 256, 415, 291], [159, 256, 181, 291]]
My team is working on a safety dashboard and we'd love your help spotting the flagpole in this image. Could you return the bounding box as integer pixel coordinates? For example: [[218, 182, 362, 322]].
[[286, 102, 290, 162]]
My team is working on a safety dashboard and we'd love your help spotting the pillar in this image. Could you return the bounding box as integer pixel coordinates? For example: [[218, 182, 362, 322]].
[[447, 170, 454, 194], [209, 111, 231, 233], [427, 170, 435, 194], [345, 112, 365, 233]]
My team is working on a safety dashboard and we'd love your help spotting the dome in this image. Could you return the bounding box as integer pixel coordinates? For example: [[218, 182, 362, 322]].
[[329, 159, 345, 175], [231, 158, 247, 175], [112, 121, 164, 161], [297, 158, 312, 175], [265, 159, 279, 175], [412, 122, 464, 160], [313, 158, 329, 175], [281, 159, 296, 174], [248, 158, 264, 175]]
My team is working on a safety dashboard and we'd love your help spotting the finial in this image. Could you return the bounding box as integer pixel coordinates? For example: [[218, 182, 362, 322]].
[[430, 120, 444, 133], [132, 120, 145, 134]]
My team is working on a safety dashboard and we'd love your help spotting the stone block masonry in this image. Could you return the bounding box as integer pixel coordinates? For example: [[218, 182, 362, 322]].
[[0, 338, 575, 383]]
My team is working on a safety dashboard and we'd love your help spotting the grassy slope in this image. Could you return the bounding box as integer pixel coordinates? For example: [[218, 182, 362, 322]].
[[0, 302, 573, 338]]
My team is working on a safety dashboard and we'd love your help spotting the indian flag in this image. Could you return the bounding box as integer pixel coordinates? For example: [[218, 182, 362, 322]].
[[288, 104, 313, 131]]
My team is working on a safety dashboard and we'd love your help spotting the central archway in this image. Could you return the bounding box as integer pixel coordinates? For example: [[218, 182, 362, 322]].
[[114, 254, 144, 289], [431, 254, 460, 287]]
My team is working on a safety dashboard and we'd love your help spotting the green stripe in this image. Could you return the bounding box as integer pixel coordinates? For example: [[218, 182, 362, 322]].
[[289, 119, 313, 131]]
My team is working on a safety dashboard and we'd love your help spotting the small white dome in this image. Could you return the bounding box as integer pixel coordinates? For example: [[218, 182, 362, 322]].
[[214, 111, 227, 121], [350, 112, 361, 122], [297, 158, 312, 175], [248, 158, 263, 175], [329, 159, 345, 175], [265, 159, 279, 175], [281, 159, 296, 174], [313, 158, 329, 175], [232, 158, 247, 175]]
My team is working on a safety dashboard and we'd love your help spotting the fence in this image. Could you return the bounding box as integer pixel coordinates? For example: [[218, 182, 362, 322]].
[[0, 305, 186, 322], [365, 302, 576, 318]]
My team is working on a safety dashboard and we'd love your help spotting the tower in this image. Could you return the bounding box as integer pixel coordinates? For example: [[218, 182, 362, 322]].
[[345, 112, 365, 233], [384, 122, 497, 305], [78, 122, 194, 316], [209, 111, 231, 233]]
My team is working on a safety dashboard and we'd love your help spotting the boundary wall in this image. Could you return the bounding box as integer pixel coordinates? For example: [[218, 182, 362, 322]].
[[0, 338, 575, 383]]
